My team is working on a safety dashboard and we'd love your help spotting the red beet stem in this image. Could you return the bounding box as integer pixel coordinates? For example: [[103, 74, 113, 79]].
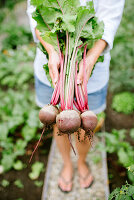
[[73, 99, 81, 111], [78, 85, 85, 111], [56, 0, 64, 15], [67, 48, 78, 109], [50, 80, 59, 105], [83, 44, 88, 109], [75, 61, 83, 111], [60, 54, 65, 110], [53, 82, 60, 105]]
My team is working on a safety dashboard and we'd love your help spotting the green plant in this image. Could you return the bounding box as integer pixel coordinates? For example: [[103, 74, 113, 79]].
[[29, 162, 44, 180], [0, 0, 23, 9], [109, 0, 134, 93], [14, 179, 24, 189], [109, 182, 134, 200], [2, 25, 33, 50], [1, 179, 10, 187], [97, 129, 134, 184], [13, 160, 25, 171], [34, 180, 43, 187], [112, 92, 134, 114]]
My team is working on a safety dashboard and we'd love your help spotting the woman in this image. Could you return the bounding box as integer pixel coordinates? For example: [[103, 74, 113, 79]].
[[27, 0, 125, 193]]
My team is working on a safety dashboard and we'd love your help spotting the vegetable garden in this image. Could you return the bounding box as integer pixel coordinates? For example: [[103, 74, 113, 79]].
[[0, 0, 134, 200]]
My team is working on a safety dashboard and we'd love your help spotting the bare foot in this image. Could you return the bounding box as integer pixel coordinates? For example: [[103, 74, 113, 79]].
[[78, 161, 93, 188], [58, 164, 73, 192]]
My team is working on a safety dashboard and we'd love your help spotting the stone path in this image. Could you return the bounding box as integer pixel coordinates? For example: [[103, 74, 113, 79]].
[[42, 135, 109, 200]]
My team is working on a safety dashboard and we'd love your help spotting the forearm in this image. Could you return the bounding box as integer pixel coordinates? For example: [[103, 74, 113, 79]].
[[86, 39, 107, 66], [35, 28, 54, 55]]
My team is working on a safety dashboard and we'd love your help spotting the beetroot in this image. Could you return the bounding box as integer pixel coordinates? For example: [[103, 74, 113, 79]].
[[39, 105, 59, 125], [81, 110, 98, 131], [56, 110, 81, 133]]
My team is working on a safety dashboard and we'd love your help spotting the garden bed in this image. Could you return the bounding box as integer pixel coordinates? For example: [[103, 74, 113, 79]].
[[0, 138, 52, 200]]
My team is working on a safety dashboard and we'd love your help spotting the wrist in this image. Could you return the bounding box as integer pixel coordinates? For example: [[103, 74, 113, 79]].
[[47, 46, 55, 56]]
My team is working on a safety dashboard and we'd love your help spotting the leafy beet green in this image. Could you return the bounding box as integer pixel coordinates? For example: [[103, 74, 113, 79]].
[[32, 0, 103, 60]]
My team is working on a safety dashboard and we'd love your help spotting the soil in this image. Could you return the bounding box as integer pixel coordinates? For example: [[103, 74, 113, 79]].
[[0, 138, 52, 200], [107, 153, 128, 192]]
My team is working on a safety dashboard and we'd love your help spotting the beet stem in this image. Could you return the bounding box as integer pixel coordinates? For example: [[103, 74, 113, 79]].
[[56, 0, 64, 15], [83, 44, 88, 109], [50, 80, 59, 104], [75, 61, 83, 111]]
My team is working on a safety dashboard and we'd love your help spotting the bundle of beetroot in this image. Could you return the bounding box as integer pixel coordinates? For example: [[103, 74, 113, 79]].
[[29, 0, 104, 160]]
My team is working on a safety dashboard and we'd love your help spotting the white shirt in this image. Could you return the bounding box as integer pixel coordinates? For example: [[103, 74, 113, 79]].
[[27, 0, 125, 93]]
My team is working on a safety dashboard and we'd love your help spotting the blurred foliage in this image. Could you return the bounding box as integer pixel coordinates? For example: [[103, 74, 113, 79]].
[[97, 129, 134, 184], [29, 162, 44, 180], [0, 21, 33, 49], [0, 0, 23, 9], [14, 179, 24, 189], [109, 182, 134, 200], [112, 92, 134, 114], [110, 0, 134, 93], [0, 48, 35, 89], [0, 3, 44, 173], [1, 179, 10, 187]]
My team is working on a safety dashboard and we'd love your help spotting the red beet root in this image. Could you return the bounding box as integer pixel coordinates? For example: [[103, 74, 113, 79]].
[[56, 110, 81, 133], [81, 110, 98, 131], [39, 105, 59, 125]]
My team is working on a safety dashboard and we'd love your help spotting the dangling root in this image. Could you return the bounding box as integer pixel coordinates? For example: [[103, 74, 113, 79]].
[[29, 124, 51, 163], [68, 134, 76, 156]]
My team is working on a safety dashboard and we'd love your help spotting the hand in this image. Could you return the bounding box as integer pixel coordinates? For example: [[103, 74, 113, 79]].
[[48, 50, 60, 88], [77, 55, 95, 85], [35, 29, 60, 88], [77, 39, 107, 85]]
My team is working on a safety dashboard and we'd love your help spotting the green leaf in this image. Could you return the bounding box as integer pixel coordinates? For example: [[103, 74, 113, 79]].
[[75, 7, 94, 43], [43, 64, 53, 87], [61, 14, 77, 32], [39, 6, 61, 25], [130, 129, 134, 139], [1, 154, 15, 172], [42, 31, 58, 52], [127, 171, 134, 184], [109, 188, 120, 200], [112, 92, 134, 114], [14, 179, 24, 189], [13, 160, 24, 171], [8, 116, 24, 133], [117, 148, 132, 167], [21, 125, 36, 142], [34, 180, 43, 187], [29, 162, 44, 180], [14, 139, 27, 157], [128, 185, 134, 196], [31, 0, 44, 6], [0, 123, 9, 140], [1, 179, 10, 187], [26, 110, 40, 128], [16, 198, 23, 200]]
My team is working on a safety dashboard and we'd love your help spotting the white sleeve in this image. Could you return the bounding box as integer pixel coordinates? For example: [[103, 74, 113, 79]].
[[96, 0, 125, 53], [26, 0, 39, 43]]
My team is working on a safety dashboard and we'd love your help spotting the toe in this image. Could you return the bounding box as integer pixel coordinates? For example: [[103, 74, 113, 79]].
[[66, 183, 72, 191]]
